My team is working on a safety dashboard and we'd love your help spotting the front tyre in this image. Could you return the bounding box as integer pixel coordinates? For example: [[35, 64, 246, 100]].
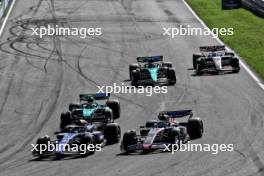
[[231, 57, 240, 73], [187, 118, 203, 140], [60, 111, 72, 129], [104, 123, 121, 145], [131, 70, 140, 87], [106, 100, 120, 120], [33, 135, 51, 159], [162, 62, 172, 68], [121, 130, 137, 153], [69, 103, 80, 111]]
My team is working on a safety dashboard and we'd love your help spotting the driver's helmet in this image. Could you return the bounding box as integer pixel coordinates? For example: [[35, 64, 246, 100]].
[[158, 114, 169, 121], [75, 119, 88, 126], [209, 52, 222, 57], [156, 121, 169, 128], [147, 63, 156, 68], [43, 135, 50, 141], [85, 96, 95, 105]]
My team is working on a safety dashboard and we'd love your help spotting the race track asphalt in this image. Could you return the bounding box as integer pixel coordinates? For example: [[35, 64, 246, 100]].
[[0, 0, 264, 176]]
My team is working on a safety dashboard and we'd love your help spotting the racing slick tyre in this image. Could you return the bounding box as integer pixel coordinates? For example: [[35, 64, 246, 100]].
[[187, 118, 203, 140], [129, 64, 139, 80], [69, 103, 80, 112], [104, 108, 114, 122], [121, 130, 137, 153], [80, 134, 96, 157], [33, 135, 50, 159], [131, 70, 140, 87], [104, 123, 121, 145], [162, 62, 172, 68], [231, 57, 240, 73], [167, 68, 176, 85], [225, 52, 235, 56], [232, 69, 240, 73], [106, 100, 120, 119], [193, 53, 203, 69], [196, 64, 203, 75], [60, 111, 72, 129]]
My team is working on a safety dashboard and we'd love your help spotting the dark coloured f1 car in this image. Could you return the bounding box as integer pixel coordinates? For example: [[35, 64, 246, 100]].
[[129, 56, 176, 86], [120, 110, 203, 154], [60, 93, 121, 144], [32, 123, 105, 160], [193, 45, 240, 75]]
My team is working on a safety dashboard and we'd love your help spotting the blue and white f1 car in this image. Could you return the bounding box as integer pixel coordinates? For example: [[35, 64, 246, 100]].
[[32, 122, 105, 160]]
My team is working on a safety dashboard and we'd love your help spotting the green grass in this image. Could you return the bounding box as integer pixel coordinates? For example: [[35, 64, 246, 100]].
[[186, 0, 264, 80]]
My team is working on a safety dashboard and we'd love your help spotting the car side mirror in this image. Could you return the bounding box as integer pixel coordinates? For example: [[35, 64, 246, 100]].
[[54, 131, 60, 135]]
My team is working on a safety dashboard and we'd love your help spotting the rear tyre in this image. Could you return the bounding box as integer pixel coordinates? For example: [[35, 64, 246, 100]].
[[193, 53, 203, 69], [121, 130, 137, 153], [167, 68, 176, 85], [33, 136, 50, 159], [106, 100, 120, 120], [187, 118, 203, 140], [60, 112, 72, 129], [196, 64, 203, 75], [129, 64, 139, 80], [162, 62, 172, 68], [104, 123, 121, 145], [225, 52, 235, 56]]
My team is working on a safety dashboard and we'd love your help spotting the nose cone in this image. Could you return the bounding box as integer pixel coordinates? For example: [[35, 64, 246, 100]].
[[147, 67, 159, 81]]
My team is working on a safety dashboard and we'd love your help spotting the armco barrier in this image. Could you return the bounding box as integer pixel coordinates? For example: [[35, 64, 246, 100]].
[[242, 0, 264, 16]]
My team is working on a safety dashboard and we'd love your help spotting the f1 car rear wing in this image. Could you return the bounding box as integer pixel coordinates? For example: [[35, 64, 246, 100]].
[[79, 93, 110, 101], [200, 45, 225, 52], [158, 110, 193, 118], [137, 56, 163, 63]]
